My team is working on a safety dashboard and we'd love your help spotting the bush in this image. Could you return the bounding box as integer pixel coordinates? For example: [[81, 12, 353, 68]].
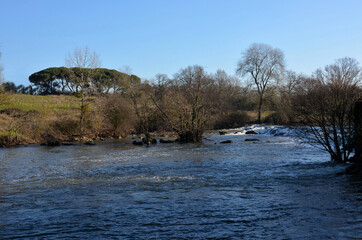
[[102, 93, 134, 136], [263, 112, 287, 125], [51, 118, 79, 136], [214, 111, 250, 129]]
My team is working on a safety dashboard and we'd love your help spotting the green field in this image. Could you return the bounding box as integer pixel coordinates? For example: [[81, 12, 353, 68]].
[[0, 94, 80, 115]]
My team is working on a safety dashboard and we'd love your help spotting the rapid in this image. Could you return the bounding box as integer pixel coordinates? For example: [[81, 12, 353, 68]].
[[0, 125, 361, 239]]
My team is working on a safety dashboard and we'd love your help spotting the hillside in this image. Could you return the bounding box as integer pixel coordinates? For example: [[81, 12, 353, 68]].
[[0, 94, 106, 146]]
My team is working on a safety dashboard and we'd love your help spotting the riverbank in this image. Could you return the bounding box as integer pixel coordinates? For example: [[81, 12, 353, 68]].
[[0, 94, 262, 147], [0, 94, 133, 147]]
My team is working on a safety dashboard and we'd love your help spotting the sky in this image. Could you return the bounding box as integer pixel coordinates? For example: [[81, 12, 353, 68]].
[[0, 0, 362, 85]]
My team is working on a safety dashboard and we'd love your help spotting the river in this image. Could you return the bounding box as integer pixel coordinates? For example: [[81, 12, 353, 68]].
[[0, 126, 361, 239]]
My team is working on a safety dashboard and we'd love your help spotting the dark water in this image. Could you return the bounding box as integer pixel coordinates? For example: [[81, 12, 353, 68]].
[[0, 132, 361, 239]]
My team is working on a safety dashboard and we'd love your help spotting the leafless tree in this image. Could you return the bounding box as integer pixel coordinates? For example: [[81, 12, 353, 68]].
[[119, 65, 133, 75], [151, 66, 217, 142], [296, 57, 361, 162], [0, 46, 4, 86], [236, 43, 285, 123], [124, 74, 157, 142], [65, 46, 101, 69], [102, 92, 134, 137], [273, 70, 303, 124], [65, 46, 101, 137]]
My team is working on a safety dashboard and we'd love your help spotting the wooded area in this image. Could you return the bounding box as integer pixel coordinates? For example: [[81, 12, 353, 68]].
[[0, 45, 361, 165]]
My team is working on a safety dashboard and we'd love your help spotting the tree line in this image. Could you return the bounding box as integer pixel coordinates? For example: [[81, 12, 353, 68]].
[[0, 44, 361, 164]]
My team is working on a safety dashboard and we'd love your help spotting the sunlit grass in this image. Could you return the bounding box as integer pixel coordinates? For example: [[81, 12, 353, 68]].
[[245, 110, 275, 122], [0, 94, 96, 117]]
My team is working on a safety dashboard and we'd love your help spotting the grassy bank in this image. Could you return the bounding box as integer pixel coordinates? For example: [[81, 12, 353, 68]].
[[0, 94, 119, 146], [0, 93, 272, 147]]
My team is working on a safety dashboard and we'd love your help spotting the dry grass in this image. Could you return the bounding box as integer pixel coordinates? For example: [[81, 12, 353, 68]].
[[245, 110, 275, 122], [0, 94, 100, 145]]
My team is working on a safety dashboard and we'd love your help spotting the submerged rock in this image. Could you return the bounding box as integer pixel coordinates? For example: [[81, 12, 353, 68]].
[[46, 140, 62, 146], [244, 138, 260, 142], [219, 131, 227, 135], [132, 140, 143, 145], [220, 140, 233, 144], [85, 141, 96, 146], [142, 137, 157, 144], [160, 139, 174, 143]]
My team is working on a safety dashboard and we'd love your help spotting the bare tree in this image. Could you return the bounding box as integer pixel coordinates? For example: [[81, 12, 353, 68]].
[[236, 43, 285, 123], [273, 70, 303, 124], [102, 92, 134, 137], [296, 57, 361, 162], [119, 65, 133, 75], [65, 46, 101, 137], [0, 46, 4, 86], [65, 46, 101, 69], [151, 66, 216, 142]]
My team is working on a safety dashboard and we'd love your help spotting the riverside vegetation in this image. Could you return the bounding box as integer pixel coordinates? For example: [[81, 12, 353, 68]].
[[0, 44, 361, 170]]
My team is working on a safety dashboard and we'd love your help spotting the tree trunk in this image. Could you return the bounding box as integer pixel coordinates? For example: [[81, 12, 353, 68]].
[[258, 94, 263, 124], [354, 100, 362, 162], [79, 91, 85, 138]]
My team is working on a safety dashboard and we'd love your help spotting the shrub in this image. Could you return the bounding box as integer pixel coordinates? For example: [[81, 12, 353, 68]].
[[102, 93, 134, 136], [214, 111, 250, 129]]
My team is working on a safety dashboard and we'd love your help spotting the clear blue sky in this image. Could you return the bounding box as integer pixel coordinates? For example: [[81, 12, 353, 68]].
[[0, 0, 361, 85]]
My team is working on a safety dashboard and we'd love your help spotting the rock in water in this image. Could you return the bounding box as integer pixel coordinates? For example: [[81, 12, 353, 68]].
[[245, 130, 257, 135], [245, 138, 260, 142], [132, 141, 143, 145]]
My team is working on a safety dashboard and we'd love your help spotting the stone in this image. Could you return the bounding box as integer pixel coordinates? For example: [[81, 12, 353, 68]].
[[160, 139, 174, 143], [85, 141, 96, 146], [244, 138, 260, 142], [132, 141, 143, 145], [245, 130, 257, 135]]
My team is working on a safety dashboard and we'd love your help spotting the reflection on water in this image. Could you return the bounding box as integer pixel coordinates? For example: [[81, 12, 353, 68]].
[[0, 132, 361, 239]]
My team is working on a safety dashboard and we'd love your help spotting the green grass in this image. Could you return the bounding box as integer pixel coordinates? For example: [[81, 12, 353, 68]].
[[0, 129, 21, 137], [0, 94, 83, 116]]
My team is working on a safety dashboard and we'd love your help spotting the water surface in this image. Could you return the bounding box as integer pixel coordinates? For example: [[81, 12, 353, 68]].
[[0, 128, 361, 239]]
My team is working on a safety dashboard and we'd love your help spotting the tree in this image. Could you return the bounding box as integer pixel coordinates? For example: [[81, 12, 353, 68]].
[[29, 67, 131, 95], [296, 57, 361, 162], [102, 92, 134, 137], [65, 47, 101, 137], [0, 46, 4, 86], [1, 81, 16, 93], [272, 70, 302, 124], [28, 67, 65, 94], [236, 43, 285, 123], [153, 65, 216, 142], [126, 76, 155, 137]]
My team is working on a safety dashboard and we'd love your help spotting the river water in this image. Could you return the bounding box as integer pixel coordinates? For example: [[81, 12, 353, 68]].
[[0, 126, 361, 239]]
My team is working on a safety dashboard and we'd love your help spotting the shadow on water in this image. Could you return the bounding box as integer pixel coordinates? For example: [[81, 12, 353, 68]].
[[0, 131, 361, 239]]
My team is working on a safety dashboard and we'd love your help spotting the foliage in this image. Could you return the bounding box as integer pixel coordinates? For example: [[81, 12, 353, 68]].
[[29, 67, 133, 95]]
